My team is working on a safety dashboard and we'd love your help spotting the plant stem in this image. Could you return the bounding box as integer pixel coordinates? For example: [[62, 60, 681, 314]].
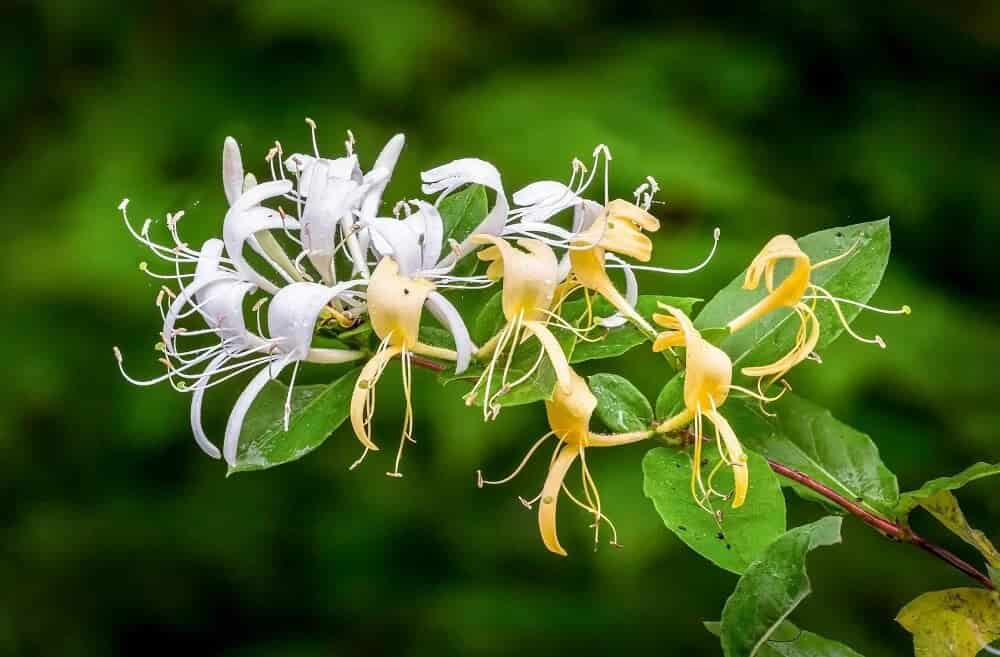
[[767, 458, 994, 590]]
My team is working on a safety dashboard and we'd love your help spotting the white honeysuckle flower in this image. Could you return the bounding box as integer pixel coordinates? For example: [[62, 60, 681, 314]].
[[116, 236, 276, 459], [224, 138, 303, 284], [420, 158, 509, 268], [221, 280, 368, 465], [279, 121, 406, 280]]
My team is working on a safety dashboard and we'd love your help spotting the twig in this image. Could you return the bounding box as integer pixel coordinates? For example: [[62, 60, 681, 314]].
[[768, 458, 994, 590]]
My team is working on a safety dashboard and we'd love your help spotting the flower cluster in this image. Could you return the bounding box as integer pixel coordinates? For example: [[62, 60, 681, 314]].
[[117, 121, 907, 555]]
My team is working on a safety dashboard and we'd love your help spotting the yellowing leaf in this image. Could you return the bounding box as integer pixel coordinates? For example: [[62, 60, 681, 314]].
[[920, 491, 1000, 568], [897, 588, 1000, 657]]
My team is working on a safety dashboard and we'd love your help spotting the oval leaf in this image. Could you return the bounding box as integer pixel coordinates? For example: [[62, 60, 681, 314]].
[[229, 367, 361, 474], [588, 373, 652, 432], [726, 394, 899, 515], [654, 372, 685, 420], [706, 621, 865, 657], [695, 220, 892, 376], [720, 516, 843, 657], [439, 184, 488, 246], [642, 446, 787, 574], [897, 588, 1000, 657]]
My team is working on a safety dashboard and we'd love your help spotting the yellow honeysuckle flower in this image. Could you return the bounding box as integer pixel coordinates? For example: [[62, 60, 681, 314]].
[[568, 199, 661, 333], [727, 235, 910, 385], [477, 368, 651, 556], [350, 257, 458, 477], [654, 304, 749, 512], [464, 236, 574, 419]]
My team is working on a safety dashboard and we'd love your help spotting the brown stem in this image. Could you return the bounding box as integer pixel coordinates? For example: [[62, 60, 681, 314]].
[[408, 353, 447, 373], [768, 458, 994, 590]]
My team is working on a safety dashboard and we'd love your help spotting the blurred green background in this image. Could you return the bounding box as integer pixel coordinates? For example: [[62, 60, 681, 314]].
[[3, 1, 1000, 655]]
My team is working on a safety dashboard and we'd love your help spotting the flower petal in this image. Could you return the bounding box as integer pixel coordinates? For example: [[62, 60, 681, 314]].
[[268, 281, 366, 359], [538, 443, 580, 556], [223, 356, 290, 466], [222, 137, 245, 207], [364, 218, 423, 277], [425, 291, 474, 373], [525, 321, 572, 394], [349, 345, 401, 451], [422, 158, 508, 266], [189, 351, 229, 459], [360, 133, 405, 222]]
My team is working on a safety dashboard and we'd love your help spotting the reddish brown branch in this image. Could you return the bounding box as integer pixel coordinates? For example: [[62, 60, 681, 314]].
[[768, 458, 994, 590], [408, 354, 447, 373]]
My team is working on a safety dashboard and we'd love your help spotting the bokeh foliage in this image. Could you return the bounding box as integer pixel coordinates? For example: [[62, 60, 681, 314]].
[[2, 1, 999, 655]]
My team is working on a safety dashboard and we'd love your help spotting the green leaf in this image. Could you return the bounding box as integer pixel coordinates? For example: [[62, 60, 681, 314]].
[[726, 394, 899, 515], [695, 220, 892, 376], [720, 516, 843, 657], [642, 447, 786, 574], [588, 373, 652, 432], [654, 372, 685, 420], [897, 588, 1000, 657], [896, 462, 1000, 515], [990, 565, 1000, 589], [472, 290, 505, 344], [914, 491, 1000, 567], [438, 184, 488, 246], [418, 325, 456, 350], [559, 294, 701, 364], [705, 621, 865, 657], [229, 367, 361, 474]]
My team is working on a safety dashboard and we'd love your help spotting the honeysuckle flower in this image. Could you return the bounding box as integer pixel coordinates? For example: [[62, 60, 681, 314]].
[[420, 158, 509, 267], [349, 256, 443, 477], [505, 146, 719, 331], [292, 132, 405, 281], [223, 137, 303, 287], [726, 235, 910, 385], [477, 368, 651, 556], [275, 120, 405, 281], [221, 281, 368, 465], [363, 200, 478, 370], [463, 236, 573, 420], [653, 304, 748, 512]]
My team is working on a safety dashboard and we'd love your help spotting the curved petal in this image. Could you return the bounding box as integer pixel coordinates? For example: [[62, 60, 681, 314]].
[[538, 443, 580, 556], [268, 281, 366, 359], [223, 137, 245, 206], [364, 218, 423, 276], [410, 201, 443, 270], [360, 133, 405, 221], [223, 204, 300, 293], [349, 345, 401, 451], [525, 321, 572, 394], [223, 356, 290, 466], [189, 351, 229, 459], [422, 159, 508, 266], [598, 255, 638, 329], [425, 291, 474, 373], [705, 410, 748, 508]]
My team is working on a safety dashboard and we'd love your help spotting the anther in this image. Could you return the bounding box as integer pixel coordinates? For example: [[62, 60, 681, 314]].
[[112, 346, 123, 363], [118, 198, 130, 211]]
